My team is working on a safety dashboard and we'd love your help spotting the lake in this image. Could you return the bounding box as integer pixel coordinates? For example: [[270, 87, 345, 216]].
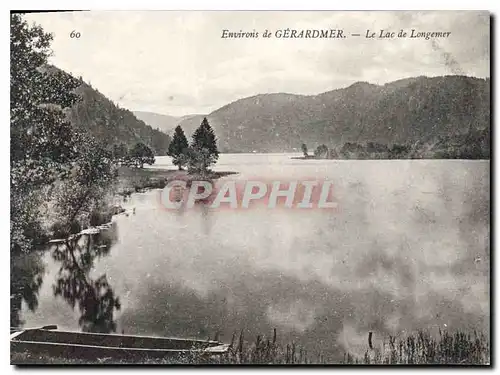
[[14, 153, 490, 361]]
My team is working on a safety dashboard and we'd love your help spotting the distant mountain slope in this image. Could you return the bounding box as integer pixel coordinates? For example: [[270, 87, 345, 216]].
[[45, 66, 171, 155], [172, 115, 207, 138], [133, 111, 181, 134], [177, 75, 490, 153], [134, 111, 206, 139]]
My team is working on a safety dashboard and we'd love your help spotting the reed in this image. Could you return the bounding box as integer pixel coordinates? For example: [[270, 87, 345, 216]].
[[341, 329, 490, 365], [11, 328, 490, 365], [207, 328, 312, 365]]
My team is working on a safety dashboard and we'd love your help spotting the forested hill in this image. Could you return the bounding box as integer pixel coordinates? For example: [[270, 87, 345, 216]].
[[45, 66, 171, 155], [177, 75, 489, 153]]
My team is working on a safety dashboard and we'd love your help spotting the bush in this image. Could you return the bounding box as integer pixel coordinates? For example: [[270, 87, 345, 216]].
[[125, 142, 155, 168]]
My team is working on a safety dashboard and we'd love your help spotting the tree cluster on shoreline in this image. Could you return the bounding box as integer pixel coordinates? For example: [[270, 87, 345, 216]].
[[111, 142, 155, 168], [167, 118, 219, 174], [302, 127, 490, 160], [11, 14, 121, 254], [10, 14, 222, 256], [10, 14, 140, 332]]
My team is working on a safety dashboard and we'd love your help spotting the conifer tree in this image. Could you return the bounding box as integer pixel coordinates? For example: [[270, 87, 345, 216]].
[[301, 143, 308, 157], [167, 125, 189, 170], [188, 117, 219, 173]]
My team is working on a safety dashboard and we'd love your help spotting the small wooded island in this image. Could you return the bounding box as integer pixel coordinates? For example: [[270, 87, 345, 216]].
[[295, 126, 490, 160]]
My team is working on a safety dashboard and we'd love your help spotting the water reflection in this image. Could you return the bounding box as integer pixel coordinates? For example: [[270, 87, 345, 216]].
[[11, 252, 45, 328], [50, 223, 121, 333], [14, 156, 490, 361]]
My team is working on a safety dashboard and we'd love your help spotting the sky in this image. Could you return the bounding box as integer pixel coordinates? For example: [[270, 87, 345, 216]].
[[25, 11, 490, 117]]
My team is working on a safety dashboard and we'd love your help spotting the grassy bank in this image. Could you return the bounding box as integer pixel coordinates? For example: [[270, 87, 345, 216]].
[[116, 166, 238, 197], [11, 329, 490, 365], [46, 166, 240, 238]]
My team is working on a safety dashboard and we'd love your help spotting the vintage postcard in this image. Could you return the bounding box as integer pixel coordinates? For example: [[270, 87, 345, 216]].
[[10, 10, 490, 365]]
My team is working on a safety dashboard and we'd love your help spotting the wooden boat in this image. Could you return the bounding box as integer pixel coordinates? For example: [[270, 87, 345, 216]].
[[11, 325, 230, 363]]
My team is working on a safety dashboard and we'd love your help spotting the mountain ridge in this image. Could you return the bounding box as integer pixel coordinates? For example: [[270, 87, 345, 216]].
[[175, 75, 489, 152], [132, 75, 489, 154]]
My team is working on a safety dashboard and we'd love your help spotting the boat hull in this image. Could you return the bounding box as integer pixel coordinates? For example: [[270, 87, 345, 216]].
[[11, 329, 229, 364]]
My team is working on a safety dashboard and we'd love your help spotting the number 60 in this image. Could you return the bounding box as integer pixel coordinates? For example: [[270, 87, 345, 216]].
[[70, 30, 81, 38]]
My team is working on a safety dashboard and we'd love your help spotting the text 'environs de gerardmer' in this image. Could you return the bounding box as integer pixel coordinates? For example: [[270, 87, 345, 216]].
[[221, 28, 452, 40]]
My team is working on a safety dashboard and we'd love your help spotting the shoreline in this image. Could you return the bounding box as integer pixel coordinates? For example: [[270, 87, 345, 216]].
[[116, 166, 239, 197], [290, 156, 491, 161], [39, 166, 239, 242]]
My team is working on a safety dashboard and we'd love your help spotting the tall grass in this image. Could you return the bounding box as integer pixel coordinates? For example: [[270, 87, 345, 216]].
[[205, 328, 489, 365], [211, 328, 313, 364], [11, 328, 490, 365], [190, 328, 490, 365], [341, 329, 490, 365]]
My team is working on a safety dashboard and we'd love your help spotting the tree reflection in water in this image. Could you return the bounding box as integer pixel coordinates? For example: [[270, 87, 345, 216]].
[[11, 252, 45, 328], [50, 223, 121, 333]]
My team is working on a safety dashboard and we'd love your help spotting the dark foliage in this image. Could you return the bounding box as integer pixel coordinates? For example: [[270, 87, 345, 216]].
[[301, 143, 308, 157], [312, 126, 490, 160], [10, 14, 81, 253], [51, 226, 121, 333], [111, 143, 128, 162], [10, 252, 45, 328], [126, 142, 155, 168], [188, 117, 219, 173], [167, 125, 190, 170], [314, 144, 329, 158]]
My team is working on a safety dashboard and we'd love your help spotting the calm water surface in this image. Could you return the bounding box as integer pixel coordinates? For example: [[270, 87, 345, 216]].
[[16, 154, 490, 360]]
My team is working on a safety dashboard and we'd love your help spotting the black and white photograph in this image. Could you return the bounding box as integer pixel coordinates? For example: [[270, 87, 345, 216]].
[[10, 10, 490, 365]]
